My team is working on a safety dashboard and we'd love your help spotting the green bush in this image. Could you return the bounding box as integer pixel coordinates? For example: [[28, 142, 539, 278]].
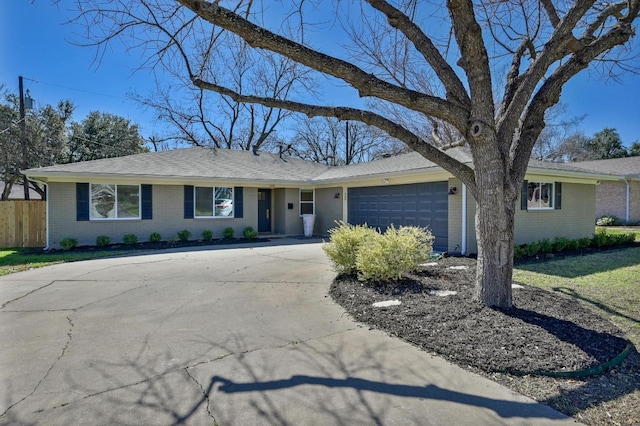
[[243, 226, 258, 239], [149, 232, 162, 243], [322, 221, 379, 275], [591, 229, 609, 248], [596, 215, 619, 226], [177, 229, 192, 242], [96, 235, 111, 247], [59, 237, 78, 250], [514, 244, 527, 260], [223, 227, 234, 238], [356, 225, 434, 282], [539, 238, 553, 254], [123, 234, 138, 245], [577, 237, 592, 249], [551, 237, 571, 253], [202, 230, 213, 241]]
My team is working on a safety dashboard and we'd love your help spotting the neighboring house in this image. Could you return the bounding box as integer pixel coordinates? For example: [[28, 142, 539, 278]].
[[23, 147, 618, 253], [570, 156, 640, 225]]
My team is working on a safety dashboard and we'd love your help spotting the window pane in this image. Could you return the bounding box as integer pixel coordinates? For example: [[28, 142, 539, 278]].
[[300, 189, 314, 201], [215, 187, 234, 217], [540, 183, 552, 208], [301, 203, 314, 215], [117, 185, 140, 218], [91, 184, 115, 218], [527, 182, 540, 208], [195, 187, 214, 216]]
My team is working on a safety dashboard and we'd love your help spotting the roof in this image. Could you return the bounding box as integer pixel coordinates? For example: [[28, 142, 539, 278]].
[[569, 156, 640, 178], [23, 145, 618, 185], [24, 147, 329, 184]]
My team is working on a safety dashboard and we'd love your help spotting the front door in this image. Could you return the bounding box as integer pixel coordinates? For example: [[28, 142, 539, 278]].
[[258, 189, 272, 232]]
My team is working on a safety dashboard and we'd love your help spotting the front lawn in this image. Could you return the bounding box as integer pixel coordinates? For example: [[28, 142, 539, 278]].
[[0, 248, 130, 276]]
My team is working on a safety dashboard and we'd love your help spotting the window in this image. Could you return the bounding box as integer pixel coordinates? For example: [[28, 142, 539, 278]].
[[195, 186, 234, 217], [300, 189, 314, 215], [90, 184, 140, 219], [527, 181, 554, 209]]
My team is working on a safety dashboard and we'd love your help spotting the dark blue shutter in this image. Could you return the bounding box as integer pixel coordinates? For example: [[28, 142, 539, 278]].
[[234, 187, 243, 218], [520, 180, 528, 210], [141, 184, 152, 220], [76, 183, 90, 221], [554, 182, 562, 210], [184, 185, 194, 219]]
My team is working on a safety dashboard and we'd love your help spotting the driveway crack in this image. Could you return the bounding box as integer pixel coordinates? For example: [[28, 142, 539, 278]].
[[184, 367, 217, 423], [1, 281, 56, 309], [0, 314, 74, 418]]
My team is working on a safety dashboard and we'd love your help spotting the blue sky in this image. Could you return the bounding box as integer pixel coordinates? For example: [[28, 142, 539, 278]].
[[2, 1, 639, 146]]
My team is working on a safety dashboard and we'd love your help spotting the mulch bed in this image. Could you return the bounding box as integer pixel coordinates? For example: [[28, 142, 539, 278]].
[[329, 256, 630, 374]]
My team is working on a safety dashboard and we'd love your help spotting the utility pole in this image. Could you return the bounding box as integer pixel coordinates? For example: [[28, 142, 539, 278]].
[[19, 76, 30, 200]]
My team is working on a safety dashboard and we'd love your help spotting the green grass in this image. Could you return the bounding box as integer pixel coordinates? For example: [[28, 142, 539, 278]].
[[0, 248, 130, 276], [514, 246, 640, 347], [596, 226, 640, 241]]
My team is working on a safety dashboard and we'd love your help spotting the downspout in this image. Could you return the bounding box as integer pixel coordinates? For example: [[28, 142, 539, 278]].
[[624, 178, 630, 225], [461, 183, 467, 255], [44, 185, 49, 250]]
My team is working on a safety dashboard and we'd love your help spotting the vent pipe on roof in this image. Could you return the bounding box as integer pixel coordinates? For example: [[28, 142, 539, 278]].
[[252, 145, 259, 155]]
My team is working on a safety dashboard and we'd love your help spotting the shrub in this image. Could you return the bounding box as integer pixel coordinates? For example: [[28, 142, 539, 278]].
[[177, 229, 192, 242], [514, 244, 527, 260], [322, 221, 378, 275], [202, 230, 213, 241], [591, 229, 609, 248], [577, 237, 592, 249], [539, 238, 553, 254], [243, 226, 258, 239], [596, 215, 619, 226], [149, 232, 162, 243], [356, 225, 434, 282], [96, 235, 111, 247], [223, 227, 234, 238], [123, 234, 138, 245], [59, 237, 78, 250], [551, 237, 571, 253]]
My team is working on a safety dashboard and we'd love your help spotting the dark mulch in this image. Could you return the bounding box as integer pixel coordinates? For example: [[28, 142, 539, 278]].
[[329, 256, 630, 374]]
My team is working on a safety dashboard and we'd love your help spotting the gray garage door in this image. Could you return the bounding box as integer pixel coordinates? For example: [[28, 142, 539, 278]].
[[348, 182, 448, 251]]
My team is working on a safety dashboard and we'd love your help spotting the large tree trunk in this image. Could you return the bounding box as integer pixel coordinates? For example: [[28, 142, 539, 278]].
[[472, 141, 518, 308]]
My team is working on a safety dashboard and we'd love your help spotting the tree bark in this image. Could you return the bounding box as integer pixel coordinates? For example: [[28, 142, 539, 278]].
[[471, 138, 517, 308]]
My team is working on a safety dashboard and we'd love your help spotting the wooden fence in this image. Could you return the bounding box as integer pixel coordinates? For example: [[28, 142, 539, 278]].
[[0, 201, 46, 248]]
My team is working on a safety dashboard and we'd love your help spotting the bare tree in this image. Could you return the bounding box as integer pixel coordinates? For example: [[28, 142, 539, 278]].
[[72, 0, 640, 307], [291, 117, 407, 165]]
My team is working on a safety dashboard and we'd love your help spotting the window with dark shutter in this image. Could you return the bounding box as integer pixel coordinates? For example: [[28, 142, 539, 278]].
[[76, 183, 90, 221], [184, 185, 194, 219]]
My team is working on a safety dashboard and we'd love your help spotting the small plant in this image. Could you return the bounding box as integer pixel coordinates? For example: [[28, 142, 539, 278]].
[[322, 221, 379, 275], [202, 229, 213, 241], [177, 229, 192, 242], [538, 238, 553, 254], [149, 232, 162, 243], [223, 227, 235, 238], [96, 235, 111, 247], [551, 237, 571, 253], [356, 225, 434, 282], [123, 234, 138, 245], [243, 226, 258, 239], [59, 237, 78, 250], [596, 215, 619, 226]]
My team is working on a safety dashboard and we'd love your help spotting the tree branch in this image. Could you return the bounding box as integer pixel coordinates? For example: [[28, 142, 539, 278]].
[[365, 0, 470, 107], [192, 77, 476, 189], [175, 0, 469, 130]]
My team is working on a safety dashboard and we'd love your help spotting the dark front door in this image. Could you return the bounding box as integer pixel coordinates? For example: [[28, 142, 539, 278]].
[[258, 189, 272, 232]]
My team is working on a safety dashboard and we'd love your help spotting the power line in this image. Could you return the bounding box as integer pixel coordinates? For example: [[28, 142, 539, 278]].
[[22, 77, 128, 101]]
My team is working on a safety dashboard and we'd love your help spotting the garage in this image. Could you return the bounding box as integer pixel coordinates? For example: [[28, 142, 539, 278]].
[[348, 182, 449, 251]]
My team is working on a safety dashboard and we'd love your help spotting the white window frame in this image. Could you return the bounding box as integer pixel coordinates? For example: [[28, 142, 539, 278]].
[[527, 181, 554, 210], [299, 189, 315, 216], [194, 186, 235, 218], [90, 183, 141, 220]]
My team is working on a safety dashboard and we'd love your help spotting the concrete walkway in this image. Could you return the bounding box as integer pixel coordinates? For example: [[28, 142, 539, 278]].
[[0, 240, 579, 425]]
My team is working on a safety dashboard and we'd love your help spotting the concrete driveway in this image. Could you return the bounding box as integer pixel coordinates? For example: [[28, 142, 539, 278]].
[[0, 239, 578, 425]]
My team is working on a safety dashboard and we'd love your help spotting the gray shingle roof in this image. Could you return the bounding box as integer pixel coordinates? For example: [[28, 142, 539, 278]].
[[25, 147, 329, 183], [569, 156, 640, 177], [25, 145, 620, 184]]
